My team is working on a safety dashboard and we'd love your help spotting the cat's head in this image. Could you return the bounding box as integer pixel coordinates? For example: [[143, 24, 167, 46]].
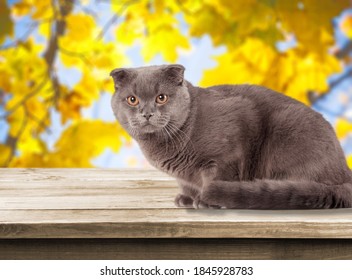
[[110, 64, 191, 140]]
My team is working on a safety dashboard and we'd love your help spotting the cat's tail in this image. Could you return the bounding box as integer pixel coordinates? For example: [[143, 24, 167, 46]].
[[202, 179, 352, 209]]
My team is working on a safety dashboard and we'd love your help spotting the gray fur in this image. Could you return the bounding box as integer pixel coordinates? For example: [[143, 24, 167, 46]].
[[110, 64, 352, 209]]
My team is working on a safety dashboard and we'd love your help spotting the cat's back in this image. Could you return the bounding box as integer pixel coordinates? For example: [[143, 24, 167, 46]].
[[203, 83, 334, 140], [202, 84, 329, 128], [201, 84, 350, 181], [205, 84, 301, 109], [194, 83, 312, 130]]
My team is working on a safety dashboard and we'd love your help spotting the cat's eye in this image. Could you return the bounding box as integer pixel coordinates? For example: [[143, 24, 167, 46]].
[[126, 96, 139, 106], [156, 94, 168, 105]]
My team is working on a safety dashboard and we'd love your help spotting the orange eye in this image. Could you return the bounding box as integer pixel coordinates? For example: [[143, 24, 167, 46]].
[[126, 96, 139, 106], [156, 94, 168, 104]]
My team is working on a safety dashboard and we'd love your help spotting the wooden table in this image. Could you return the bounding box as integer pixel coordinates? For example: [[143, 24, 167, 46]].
[[0, 168, 352, 259]]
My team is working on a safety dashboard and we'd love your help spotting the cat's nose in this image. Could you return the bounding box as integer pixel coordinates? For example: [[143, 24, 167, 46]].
[[142, 113, 154, 120]]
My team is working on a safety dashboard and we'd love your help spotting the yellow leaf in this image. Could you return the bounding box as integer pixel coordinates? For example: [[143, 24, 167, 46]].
[[0, 144, 11, 167], [139, 12, 190, 62], [38, 20, 51, 38], [116, 15, 145, 45], [0, 67, 12, 92], [11, 120, 130, 167], [65, 14, 96, 42], [59, 39, 127, 71], [9, 152, 47, 168], [201, 38, 276, 86], [221, 0, 274, 35], [31, 0, 53, 20], [142, 27, 190, 62], [17, 135, 45, 154], [57, 85, 84, 124], [25, 98, 51, 133], [1, 40, 47, 83], [336, 119, 352, 139], [201, 52, 249, 86], [58, 37, 88, 67], [12, 1, 32, 17], [347, 155, 352, 169], [54, 120, 129, 166], [341, 14, 352, 38], [186, 4, 229, 46], [74, 71, 100, 102], [90, 42, 128, 69], [6, 104, 25, 138], [280, 49, 341, 103], [277, 0, 349, 53]]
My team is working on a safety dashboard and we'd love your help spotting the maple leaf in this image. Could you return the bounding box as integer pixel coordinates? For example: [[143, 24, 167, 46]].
[[65, 14, 96, 42], [336, 119, 352, 139], [52, 120, 129, 167], [142, 26, 190, 62], [12, 1, 32, 17], [348, 155, 352, 169], [0, 144, 11, 167]]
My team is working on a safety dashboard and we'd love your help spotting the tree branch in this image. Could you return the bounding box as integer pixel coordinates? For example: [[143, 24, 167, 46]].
[[308, 36, 352, 104], [4, 113, 27, 166], [26, 107, 52, 134], [313, 102, 351, 123], [96, 0, 139, 40], [309, 68, 352, 104], [0, 24, 37, 50], [59, 47, 93, 67], [335, 41, 352, 59], [72, 0, 98, 19], [0, 89, 4, 105], [0, 18, 52, 50], [0, 77, 49, 118], [43, 0, 73, 103]]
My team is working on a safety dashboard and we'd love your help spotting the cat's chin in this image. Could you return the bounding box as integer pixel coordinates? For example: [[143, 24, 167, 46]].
[[138, 123, 163, 134]]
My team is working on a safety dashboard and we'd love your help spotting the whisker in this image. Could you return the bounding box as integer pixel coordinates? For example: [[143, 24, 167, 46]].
[[165, 125, 179, 152], [167, 121, 195, 152], [166, 124, 186, 149], [162, 126, 176, 153]]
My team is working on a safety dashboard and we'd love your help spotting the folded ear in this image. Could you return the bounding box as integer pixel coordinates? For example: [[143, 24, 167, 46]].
[[110, 68, 136, 89], [163, 64, 185, 86]]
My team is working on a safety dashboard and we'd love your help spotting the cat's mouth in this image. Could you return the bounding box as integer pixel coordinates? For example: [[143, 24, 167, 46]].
[[128, 118, 168, 135], [140, 122, 161, 133]]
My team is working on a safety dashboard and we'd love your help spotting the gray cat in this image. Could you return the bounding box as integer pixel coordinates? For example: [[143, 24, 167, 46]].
[[110, 64, 352, 209]]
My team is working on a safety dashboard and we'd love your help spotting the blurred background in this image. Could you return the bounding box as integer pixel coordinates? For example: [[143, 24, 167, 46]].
[[0, 0, 351, 168]]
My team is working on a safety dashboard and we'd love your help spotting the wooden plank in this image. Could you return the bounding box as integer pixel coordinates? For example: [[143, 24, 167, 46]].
[[1, 238, 352, 260], [0, 180, 177, 210], [0, 195, 174, 209], [0, 168, 168, 181], [0, 180, 176, 194], [1, 168, 352, 239], [0, 179, 176, 189], [2, 208, 352, 223], [1, 209, 352, 238], [0, 168, 179, 209]]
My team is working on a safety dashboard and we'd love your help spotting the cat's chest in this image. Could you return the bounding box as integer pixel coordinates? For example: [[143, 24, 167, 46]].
[[140, 144, 200, 180]]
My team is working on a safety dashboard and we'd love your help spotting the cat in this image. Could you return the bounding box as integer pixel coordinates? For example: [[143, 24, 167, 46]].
[[110, 64, 352, 209]]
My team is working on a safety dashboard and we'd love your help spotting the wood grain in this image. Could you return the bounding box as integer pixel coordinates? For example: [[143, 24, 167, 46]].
[[1, 168, 352, 239]]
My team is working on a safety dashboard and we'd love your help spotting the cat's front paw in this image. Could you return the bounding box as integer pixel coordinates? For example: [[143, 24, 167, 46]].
[[192, 195, 221, 209], [192, 196, 209, 209], [174, 193, 193, 208], [201, 181, 225, 208]]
